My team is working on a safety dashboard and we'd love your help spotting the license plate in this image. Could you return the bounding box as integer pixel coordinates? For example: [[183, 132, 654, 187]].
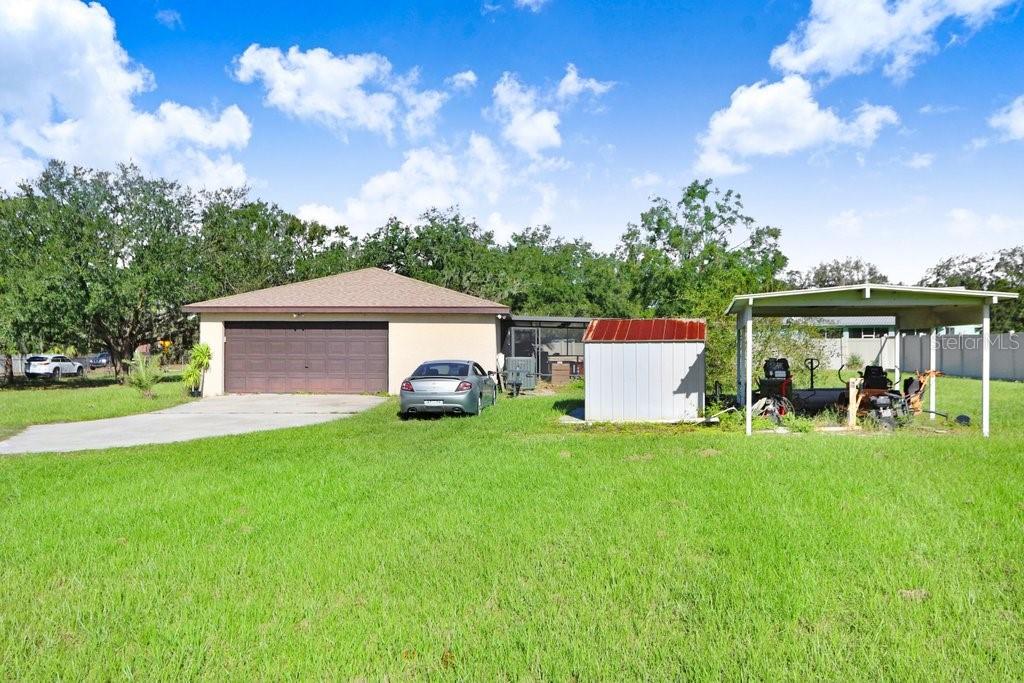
[[424, 400, 444, 406]]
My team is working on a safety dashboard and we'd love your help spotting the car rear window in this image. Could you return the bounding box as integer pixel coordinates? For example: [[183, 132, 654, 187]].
[[27, 356, 46, 362], [413, 362, 470, 377]]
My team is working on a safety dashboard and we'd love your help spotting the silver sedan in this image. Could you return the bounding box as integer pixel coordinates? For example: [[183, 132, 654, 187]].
[[399, 360, 498, 418]]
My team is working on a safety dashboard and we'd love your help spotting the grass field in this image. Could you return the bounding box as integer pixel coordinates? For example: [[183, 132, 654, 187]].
[[0, 375, 190, 440], [1, 377, 1022, 678]]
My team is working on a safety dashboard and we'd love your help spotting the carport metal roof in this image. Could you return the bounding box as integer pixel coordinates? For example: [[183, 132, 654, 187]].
[[728, 283, 1019, 437], [726, 283, 1016, 328]]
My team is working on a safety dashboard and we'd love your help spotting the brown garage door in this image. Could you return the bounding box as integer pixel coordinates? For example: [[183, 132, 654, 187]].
[[224, 322, 388, 393]]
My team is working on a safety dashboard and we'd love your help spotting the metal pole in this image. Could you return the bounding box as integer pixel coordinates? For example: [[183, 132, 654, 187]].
[[982, 304, 991, 437], [929, 327, 937, 420], [894, 329, 901, 385], [745, 306, 753, 436]]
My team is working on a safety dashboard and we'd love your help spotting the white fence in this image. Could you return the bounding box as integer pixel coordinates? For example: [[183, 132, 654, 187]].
[[901, 333, 1024, 381], [820, 337, 896, 370]]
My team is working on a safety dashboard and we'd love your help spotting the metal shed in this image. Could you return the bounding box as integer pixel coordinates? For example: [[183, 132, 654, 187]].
[[583, 318, 706, 422]]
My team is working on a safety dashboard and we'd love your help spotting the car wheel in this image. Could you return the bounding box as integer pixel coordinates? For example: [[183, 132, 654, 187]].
[[76, 366, 84, 377], [52, 368, 61, 382]]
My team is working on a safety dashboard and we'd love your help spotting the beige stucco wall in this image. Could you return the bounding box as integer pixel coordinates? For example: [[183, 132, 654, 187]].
[[196, 312, 501, 396]]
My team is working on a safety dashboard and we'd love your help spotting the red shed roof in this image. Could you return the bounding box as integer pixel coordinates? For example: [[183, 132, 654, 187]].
[[583, 318, 706, 343]]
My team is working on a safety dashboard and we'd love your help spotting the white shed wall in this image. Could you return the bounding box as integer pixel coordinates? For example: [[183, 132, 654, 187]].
[[584, 341, 705, 422]]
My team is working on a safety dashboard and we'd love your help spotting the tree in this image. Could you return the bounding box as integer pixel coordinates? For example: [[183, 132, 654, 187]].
[[919, 248, 1024, 332], [617, 179, 788, 385], [785, 257, 889, 289], [494, 226, 634, 316], [9, 162, 201, 378], [197, 189, 357, 299]]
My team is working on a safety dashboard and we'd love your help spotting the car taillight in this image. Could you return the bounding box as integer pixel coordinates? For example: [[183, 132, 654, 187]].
[[401, 380, 414, 392], [456, 381, 473, 392]]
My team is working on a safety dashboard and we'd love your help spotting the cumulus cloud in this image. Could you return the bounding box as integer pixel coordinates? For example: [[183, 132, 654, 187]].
[[0, 0, 250, 190], [489, 65, 612, 157], [491, 72, 562, 157], [302, 133, 509, 233], [770, 0, 1015, 82], [446, 70, 479, 91], [556, 63, 615, 102], [295, 203, 347, 227], [234, 44, 447, 142], [989, 95, 1024, 141], [630, 171, 663, 189], [695, 76, 898, 175], [903, 151, 935, 168]]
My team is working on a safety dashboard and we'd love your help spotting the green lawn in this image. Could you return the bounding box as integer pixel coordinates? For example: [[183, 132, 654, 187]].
[[0, 377, 1022, 678], [0, 375, 191, 440]]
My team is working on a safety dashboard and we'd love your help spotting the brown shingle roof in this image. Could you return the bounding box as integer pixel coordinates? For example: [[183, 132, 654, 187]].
[[183, 268, 509, 314]]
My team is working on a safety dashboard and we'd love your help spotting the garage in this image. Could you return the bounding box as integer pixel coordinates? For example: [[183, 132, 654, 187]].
[[183, 268, 509, 396], [224, 321, 388, 393]]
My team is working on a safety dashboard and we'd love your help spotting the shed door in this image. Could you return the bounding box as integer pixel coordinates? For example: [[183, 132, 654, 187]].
[[224, 322, 388, 393]]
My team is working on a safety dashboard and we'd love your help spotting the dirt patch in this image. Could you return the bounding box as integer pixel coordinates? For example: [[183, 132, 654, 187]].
[[558, 450, 573, 458], [899, 588, 931, 602], [699, 448, 722, 458]]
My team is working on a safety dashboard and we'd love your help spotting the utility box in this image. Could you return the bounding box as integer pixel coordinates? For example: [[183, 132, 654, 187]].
[[583, 318, 706, 422]]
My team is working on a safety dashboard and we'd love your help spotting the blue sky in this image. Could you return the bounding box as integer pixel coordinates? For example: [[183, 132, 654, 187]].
[[1, 0, 1023, 282]]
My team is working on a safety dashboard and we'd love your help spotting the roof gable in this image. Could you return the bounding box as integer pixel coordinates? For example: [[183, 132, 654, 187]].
[[183, 268, 509, 314]]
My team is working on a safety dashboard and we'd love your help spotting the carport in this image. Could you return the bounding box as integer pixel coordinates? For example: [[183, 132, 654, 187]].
[[726, 284, 1020, 436]]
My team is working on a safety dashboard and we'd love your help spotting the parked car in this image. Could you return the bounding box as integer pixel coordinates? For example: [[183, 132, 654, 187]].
[[399, 360, 498, 418], [24, 354, 85, 380], [88, 351, 112, 369]]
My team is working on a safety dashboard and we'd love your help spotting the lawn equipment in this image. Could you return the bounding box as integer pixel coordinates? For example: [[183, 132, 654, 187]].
[[841, 366, 948, 429], [752, 357, 795, 423]]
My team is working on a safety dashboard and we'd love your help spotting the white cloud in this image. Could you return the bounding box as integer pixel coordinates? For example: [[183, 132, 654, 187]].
[[296, 203, 346, 227], [695, 75, 898, 175], [488, 65, 612, 158], [904, 151, 935, 168], [514, 0, 551, 11], [946, 208, 1023, 238], [919, 103, 961, 115], [770, 0, 1014, 82], [391, 69, 448, 139], [556, 64, 614, 102], [446, 70, 479, 91], [0, 0, 250, 190], [989, 95, 1024, 142], [630, 171, 663, 189], [491, 72, 561, 157], [826, 209, 866, 235], [154, 9, 183, 30], [308, 133, 509, 232], [234, 44, 447, 142], [530, 182, 558, 225]]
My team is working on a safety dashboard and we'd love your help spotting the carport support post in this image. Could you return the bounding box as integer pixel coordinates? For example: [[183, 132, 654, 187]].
[[744, 305, 753, 436], [929, 327, 937, 420], [982, 303, 991, 437]]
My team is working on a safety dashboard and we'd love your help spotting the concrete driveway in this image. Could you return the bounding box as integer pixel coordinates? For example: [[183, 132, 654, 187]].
[[0, 393, 386, 456]]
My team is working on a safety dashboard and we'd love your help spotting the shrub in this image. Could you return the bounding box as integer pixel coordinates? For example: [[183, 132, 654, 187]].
[[846, 353, 864, 371], [183, 342, 212, 395], [181, 364, 203, 393], [127, 351, 164, 397], [189, 343, 212, 371]]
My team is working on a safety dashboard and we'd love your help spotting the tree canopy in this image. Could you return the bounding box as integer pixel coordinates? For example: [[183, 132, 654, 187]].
[[2, 162, 1021, 387]]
